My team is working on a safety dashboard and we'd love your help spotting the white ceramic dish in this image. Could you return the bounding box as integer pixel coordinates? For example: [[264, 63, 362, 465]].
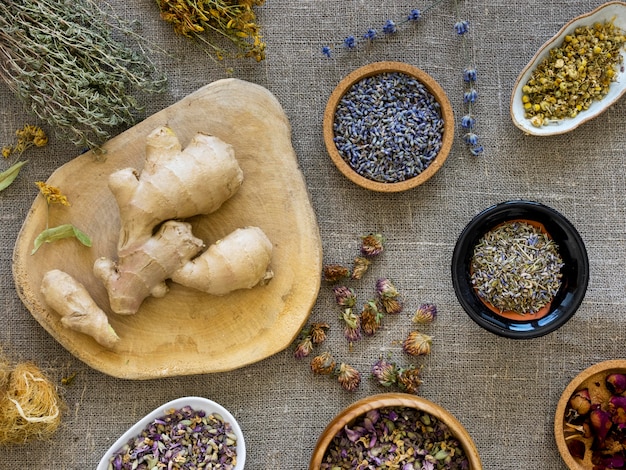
[[510, 1, 626, 136], [97, 396, 245, 470]]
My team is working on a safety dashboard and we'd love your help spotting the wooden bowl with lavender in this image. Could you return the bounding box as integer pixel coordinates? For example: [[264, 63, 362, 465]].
[[309, 393, 482, 469], [554, 360, 626, 469], [323, 61, 454, 192], [451, 200, 589, 339]]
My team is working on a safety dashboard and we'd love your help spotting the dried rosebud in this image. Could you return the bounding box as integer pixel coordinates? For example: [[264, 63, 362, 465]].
[[309, 322, 330, 345], [589, 406, 613, 447], [351, 257, 371, 280], [403, 331, 433, 356], [333, 285, 356, 308], [371, 357, 398, 387], [569, 389, 592, 416], [341, 310, 361, 343], [293, 336, 313, 359], [397, 366, 422, 394], [412, 303, 437, 324], [606, 373, 626, 395], [361, 301, 383, 336], [310, 352, 336, 375], [566, 439, 586, 460], [323, 264, 350, 283], [609, 395, 626, 430], [337, 363, 361, 392], [360, 233, 385, 257]]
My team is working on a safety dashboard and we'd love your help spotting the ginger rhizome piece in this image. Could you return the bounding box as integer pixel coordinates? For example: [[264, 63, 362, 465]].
[[172, 226, 273, 295], [95, 220, 204, 314], [40, 269, 120, 348]]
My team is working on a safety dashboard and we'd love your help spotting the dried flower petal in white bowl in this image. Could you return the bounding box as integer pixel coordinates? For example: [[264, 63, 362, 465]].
[[510, 1, 626, 136], [97, 396, 245, 470]]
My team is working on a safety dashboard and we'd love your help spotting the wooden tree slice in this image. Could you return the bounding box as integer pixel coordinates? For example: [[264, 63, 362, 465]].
[[12, 79, 322, 379]]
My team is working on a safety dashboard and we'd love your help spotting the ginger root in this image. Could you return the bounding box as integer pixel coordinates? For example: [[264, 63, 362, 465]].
[[94, 220, 204, 314], [110, 126, 243, 253], [40, 269, 119, 348], [172, 226, 273, 295]]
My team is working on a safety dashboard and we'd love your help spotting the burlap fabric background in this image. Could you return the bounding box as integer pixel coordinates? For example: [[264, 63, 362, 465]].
[[1, 0, 625, 468]]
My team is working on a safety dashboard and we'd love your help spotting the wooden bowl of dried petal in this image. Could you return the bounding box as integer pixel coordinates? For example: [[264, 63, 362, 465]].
[[323, 61, 454, 192], [309, 393, 483, 469], [554, 360, 626, 469]]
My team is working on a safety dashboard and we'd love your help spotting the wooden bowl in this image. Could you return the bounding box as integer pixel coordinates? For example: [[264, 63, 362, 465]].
[[12, 79, 323, 379], [97, 396, 245, 470], [510, 2, 626, 136], [309, 393, 482, 469], [554, 360, 626, 469], [323, 61, 454, 192]]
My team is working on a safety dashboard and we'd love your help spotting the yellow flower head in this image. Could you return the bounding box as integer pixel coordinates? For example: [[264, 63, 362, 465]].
[[35, 182, 70, 206]]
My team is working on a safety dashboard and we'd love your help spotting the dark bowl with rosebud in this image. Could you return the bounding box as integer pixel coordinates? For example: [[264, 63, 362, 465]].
[[555, 360, 626, 469], [451, 200, 589, 339], [309, 393, 483, 469]]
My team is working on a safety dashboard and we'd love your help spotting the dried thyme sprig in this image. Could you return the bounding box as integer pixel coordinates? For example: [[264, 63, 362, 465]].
[[0, 0, 166, 152]]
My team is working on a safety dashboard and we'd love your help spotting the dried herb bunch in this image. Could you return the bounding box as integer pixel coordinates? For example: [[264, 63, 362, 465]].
[[156, 0, 266, 62], [0, 0, 166, 151]]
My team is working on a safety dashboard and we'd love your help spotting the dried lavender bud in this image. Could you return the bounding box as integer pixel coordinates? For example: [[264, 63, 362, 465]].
[[371, 357, 398, 387], [606, 373, 626, 395], [609, 396, 626, 431], [333, 285, 357, 308], [309, 322, 330, 345], [397, 366, 423, 394], [569, 388, 592, 416], [361, 301, 383, 336], [403, 331, 433, 356], [350, 257, 371, 280], [323, 264, 351, 283], [340, 309, 361, 343], [108, 405, 237, 469], [337, 363, 361, 392], [360, 233, 385, 257], [294, 336, 313, 359], [311, 352, 336, 375], [412, 303, 437, 324]]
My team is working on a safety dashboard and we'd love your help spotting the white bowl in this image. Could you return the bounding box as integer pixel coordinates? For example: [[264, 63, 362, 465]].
[[510, 1, 626, 136], [97, 396, 245, 470]]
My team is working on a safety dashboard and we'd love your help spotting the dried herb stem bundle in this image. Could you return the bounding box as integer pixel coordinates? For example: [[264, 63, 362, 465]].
[[0, 0, 166, 151]]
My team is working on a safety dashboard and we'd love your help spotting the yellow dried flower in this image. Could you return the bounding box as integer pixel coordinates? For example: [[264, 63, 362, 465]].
[[2, 147, 11, 159], [35, 182, 70, 206]]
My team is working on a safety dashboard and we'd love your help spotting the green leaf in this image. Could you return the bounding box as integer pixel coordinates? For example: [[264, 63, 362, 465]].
[[0, 161, 27, 191], [32, 224, 92, 255]]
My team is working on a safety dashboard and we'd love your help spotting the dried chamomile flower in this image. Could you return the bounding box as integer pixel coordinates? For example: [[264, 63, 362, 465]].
[[403, 331, 433, 356], [376, 278, 403, 314], [371, 357, 398, 388], [309, 322, 330, 345], [293, 335, 313, 359], [310, 352, 336, 375], [332, 285, 356, 308], [397, 365, 423, 394], [350, 257, 371, 280], [360, 300, 383, 336], [323, 264, 351, 283], [412, 303, 437, 324], [360, 233, 385, 257], [336, 363, 361, 392]]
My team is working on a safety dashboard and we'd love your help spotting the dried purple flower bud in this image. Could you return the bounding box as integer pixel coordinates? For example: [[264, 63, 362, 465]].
[[569, 388, 592, 416], [589, 406, 613, 447], [566, 439, 586, 460], [293, 336, 313, 359], [309, 322, 330, 345], [323, 264, 350, 283], [376, 278, 403, 314], [403, 331, 433, 356], [609, 395, 626, 430], [412, 303, 437, 324], [333, 285, 356, 308], [351, 257, 371, 280], [606, 373, 626, 395], [310, 351, 336, 375], [341, 309, 361, 343], [371, 357, 398, 387], [337, 363, 361, 392], [397, 366, 422, 394], [361, 301, 383, 336], [360, 233, 385, 257]]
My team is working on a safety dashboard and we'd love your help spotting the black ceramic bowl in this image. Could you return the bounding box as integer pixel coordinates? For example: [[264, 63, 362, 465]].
[[451, 200, 589, 339]]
